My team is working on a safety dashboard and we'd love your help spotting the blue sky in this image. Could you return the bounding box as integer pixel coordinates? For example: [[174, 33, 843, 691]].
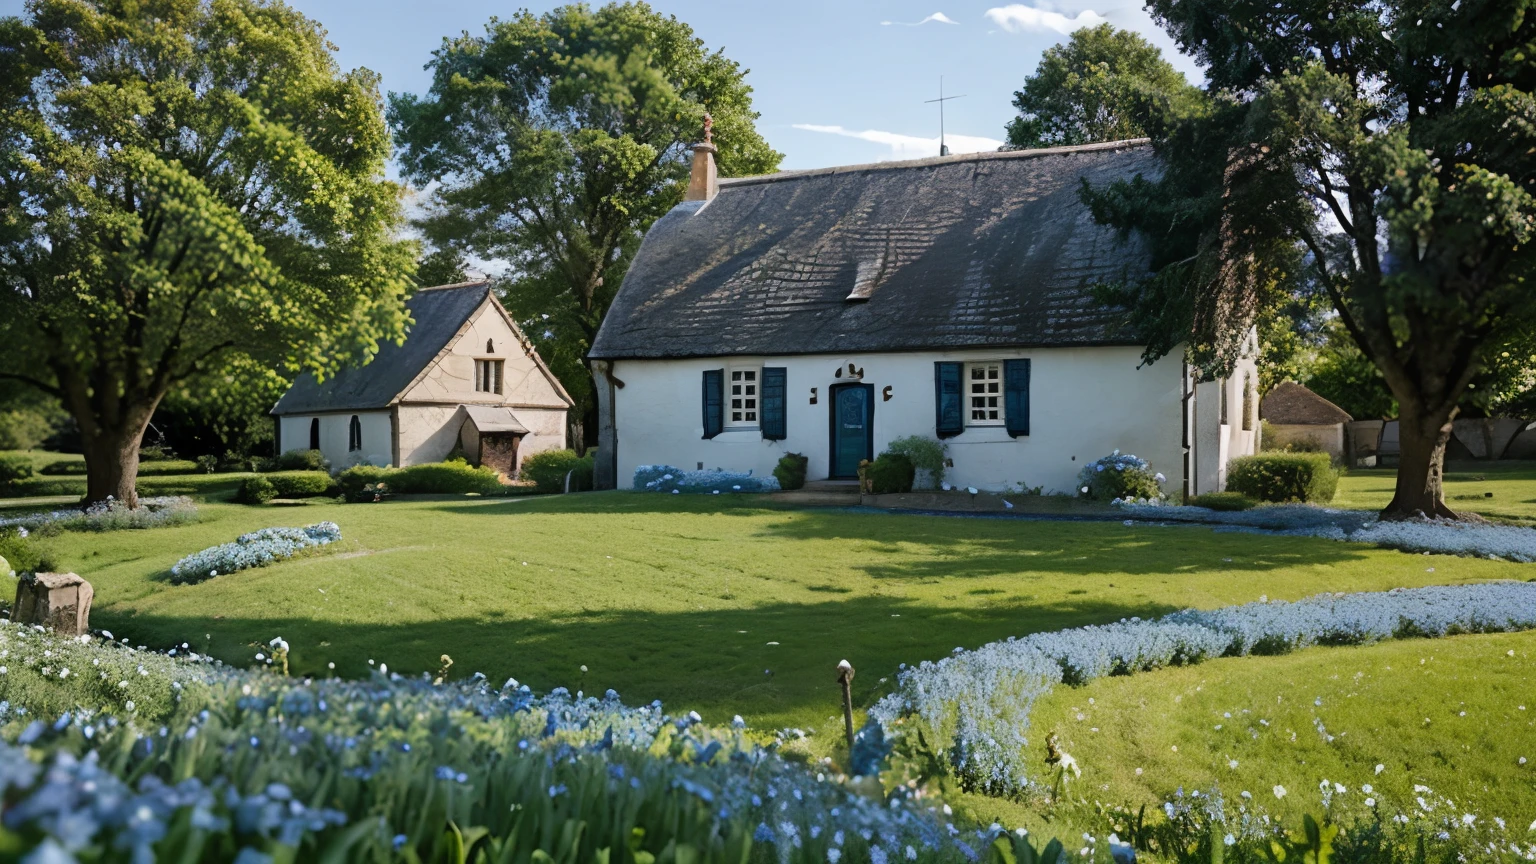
[[1, 0, 1201, 170]]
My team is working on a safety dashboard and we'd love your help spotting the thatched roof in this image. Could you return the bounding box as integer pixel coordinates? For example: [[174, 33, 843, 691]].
[[1261, 381, 1353, 425], [273, 282, 491, 415], [589, 139, 1158, 360]]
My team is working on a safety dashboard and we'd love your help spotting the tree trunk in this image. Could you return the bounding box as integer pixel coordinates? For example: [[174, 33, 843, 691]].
[[79, 410, 154, 509], [1383, 405, 1458, 519]]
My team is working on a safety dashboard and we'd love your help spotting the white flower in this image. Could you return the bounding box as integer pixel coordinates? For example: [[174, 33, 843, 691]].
[[1462, 814, 1476, 826], [1362, 784, 1373, 794], [1365, 798, 1376, 807], [1223, 834, 1235, 846], [1375, 764, 1385, 775], [1273, 785, 1287, 799]]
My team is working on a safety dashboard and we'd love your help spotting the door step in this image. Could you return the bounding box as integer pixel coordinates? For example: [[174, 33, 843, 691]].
[[776, 479, 862, 506]]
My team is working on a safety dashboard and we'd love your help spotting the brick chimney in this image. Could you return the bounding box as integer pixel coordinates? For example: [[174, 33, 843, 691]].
[[685, 113, 718, 202]]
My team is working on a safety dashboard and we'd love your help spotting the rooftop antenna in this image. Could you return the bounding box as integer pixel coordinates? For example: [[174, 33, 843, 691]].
[[924, 76, 966, 156]]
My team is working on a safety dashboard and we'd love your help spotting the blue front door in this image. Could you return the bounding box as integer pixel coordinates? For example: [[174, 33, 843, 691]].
[[830, 384, 873, 479]]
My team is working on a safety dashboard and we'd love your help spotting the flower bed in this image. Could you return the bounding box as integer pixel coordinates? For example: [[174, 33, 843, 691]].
[[869, 582, 1536, 795], [1117, 501, 1536, 560], [0, 496, 198, 533], [634, 465, 780, 494], [0, 623, 1018, 863], [169, 522, 341, 585]]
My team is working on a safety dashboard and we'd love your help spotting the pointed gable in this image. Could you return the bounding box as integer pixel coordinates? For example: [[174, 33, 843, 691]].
[[273, 282, 497, 414]]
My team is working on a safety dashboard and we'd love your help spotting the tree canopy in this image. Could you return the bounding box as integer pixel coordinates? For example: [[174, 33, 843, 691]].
[[1004, 24, 1198, 150], [0, 0, 415, 504], [389, 1, 781, 443], [1084, 0, 1536, 516]]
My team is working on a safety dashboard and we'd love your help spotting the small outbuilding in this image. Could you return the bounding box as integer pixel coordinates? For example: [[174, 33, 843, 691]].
[[1260, 382, 1351, 461], [271, 281, 572, 475]]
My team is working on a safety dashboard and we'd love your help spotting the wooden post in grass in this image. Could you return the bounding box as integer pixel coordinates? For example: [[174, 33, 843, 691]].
[[836, 659, 856, 752]]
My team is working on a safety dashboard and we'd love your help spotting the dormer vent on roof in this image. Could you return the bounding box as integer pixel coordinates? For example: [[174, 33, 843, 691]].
[[846, 252, 888, 301]]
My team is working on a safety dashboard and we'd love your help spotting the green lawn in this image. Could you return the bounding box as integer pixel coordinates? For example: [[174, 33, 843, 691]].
[[1335, 460, 1536, 522], [11, 455, 1536, 846], [23, 493, 1526, 738], [1007, 630, 1536, 828]]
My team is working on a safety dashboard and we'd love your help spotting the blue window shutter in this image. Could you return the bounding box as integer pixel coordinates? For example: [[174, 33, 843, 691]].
[[702, 369, 724, 439], [761, 367, 787, 440], [934, 362, 963, 438], [1004, 359, 1031, 437]]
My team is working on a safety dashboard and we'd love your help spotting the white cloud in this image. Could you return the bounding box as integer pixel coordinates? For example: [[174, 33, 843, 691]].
[[881, 12, 959, 26], [983, 3, 1107, 34], [792, 124, 1004, 162]]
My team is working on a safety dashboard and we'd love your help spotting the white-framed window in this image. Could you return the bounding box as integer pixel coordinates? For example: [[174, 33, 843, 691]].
[[966, 362, 1003, 425], [474, 358, 504, 394], [727, 366, 760, 426]]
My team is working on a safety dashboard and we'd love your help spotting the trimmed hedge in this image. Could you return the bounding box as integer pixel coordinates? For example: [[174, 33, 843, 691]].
[[336, 460, 503, 500], [390, 460, 504, 495], [520, 449, 592, 493], [234, 475, 277, 505], [1225, 452, 1338, 503], [265, 470, 337, 498], [772, 452, 808, 491], [1187, 491, 1257, 511], [40, 458, 201, 476], [865, 452, 915, 494]]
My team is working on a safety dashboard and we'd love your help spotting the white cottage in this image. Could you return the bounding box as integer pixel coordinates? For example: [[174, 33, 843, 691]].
[[272, 281, 571, 475], [588, 139, 1256, 495]]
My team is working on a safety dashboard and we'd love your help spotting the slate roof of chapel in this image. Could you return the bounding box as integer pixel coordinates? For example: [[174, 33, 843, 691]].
[[272, 282, 492, 415], [588, 139, 1158, 360]]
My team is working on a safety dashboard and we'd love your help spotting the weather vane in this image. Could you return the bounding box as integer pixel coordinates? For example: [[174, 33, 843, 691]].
[[924, 77, 965, 157]]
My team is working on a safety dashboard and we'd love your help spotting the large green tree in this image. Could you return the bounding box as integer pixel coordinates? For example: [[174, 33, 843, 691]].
[[1004, 23, 1198, 150], [0, 0, 415, 506], [1086, 0, 1536, 517], [389, 2, 781, 445]]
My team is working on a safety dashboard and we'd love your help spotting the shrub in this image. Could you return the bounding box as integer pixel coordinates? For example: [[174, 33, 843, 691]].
[[633, 465, 780, 494], [170, 522, 341, 584], [0, 408, 56, 451], [264, 470, 337, 498], [391, 460, 504, 495], [1187, 491, 1257, 511], [194, 453, 220, 474], [37, 459, 83, 475], [0, 454, 35, 490], [337, 464, 394, 501], [865, 452, 916, 494], [0, 528, 51, 576], [1076, 450, 1166, 502], [0, 626, 1006, 864], [520, 449, 585, 493], [234, 475, 277, 505], [1226, 452, 1338, 503], [270, 448, 328, 472], [137, 444, 175, 461], [885, 435, 947, 488], [772, 452, 809, 490]]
